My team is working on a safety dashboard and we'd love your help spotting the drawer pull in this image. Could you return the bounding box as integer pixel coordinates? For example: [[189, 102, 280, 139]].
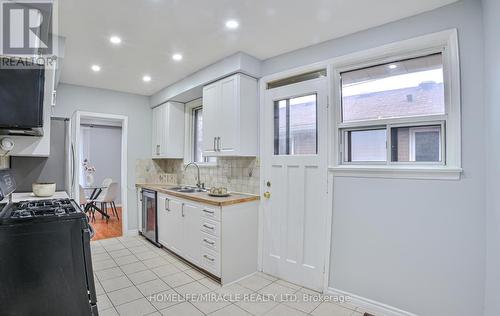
[[202, 209, 214, 214], [202, 224, 214, 230], [203, 254, 215, 262], [203, 238, 215, 245]]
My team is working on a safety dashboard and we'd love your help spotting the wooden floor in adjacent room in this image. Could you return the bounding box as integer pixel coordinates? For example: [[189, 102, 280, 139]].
[[90, 207, 122, 241]]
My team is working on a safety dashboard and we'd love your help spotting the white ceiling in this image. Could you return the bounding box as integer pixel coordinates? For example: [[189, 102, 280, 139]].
[[57, 0, 458, 96]]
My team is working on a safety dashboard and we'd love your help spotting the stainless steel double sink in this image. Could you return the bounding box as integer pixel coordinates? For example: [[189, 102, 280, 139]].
[[169, 186, 207, 193]]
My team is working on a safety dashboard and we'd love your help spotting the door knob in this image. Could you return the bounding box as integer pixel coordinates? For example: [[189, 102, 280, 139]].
[[263, 191, 271, 199]]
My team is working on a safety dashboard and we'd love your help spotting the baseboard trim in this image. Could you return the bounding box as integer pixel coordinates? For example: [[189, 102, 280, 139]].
[[126, 229, 139, 236], [326, 287, 418, 316]]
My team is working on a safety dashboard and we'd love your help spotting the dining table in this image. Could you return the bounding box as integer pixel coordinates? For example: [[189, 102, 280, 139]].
[[83, 186, 110, 221]]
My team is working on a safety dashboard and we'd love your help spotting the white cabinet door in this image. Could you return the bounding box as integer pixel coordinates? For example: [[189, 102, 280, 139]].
[[202, 73, 257, 157], [219, 76, 238, 154], [182, 203, 201, 265], [165, 198, 183, 255], [157, 194, 168, 245], [152, 106, 161, 157], [152, 102, 184, 158], [202, 83, 219, 155]]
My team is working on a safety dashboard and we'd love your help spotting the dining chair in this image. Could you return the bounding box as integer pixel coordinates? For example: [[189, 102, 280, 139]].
[[99, 178, 113, 198], [79, 185, 96, 222], [95, 182, 120, 220]]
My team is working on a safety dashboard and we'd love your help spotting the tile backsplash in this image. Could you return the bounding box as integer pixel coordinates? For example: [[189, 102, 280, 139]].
[[0, 156, 9, 169], [136, 157, 260, 194]]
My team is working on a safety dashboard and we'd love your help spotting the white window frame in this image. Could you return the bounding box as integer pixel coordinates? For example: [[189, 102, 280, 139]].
[[184, 98, 217, 166], [330, 29, 462, 180]]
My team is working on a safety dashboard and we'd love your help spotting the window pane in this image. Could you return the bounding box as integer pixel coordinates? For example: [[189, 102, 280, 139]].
[[193, 107, 215, 163], [341, 54, 445, 122], [290, 95, 317, 155], [391, 125, 441, 162], [274, 100, 287, 155], [274, 94, 317, 155], [344, 129, 386, 162]]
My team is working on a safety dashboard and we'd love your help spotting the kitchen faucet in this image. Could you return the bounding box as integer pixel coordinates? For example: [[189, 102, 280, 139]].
[[184, 162, 203, 188]]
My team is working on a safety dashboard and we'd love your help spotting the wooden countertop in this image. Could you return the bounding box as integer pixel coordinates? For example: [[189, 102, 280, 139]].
[[136, 184, 260, 207]]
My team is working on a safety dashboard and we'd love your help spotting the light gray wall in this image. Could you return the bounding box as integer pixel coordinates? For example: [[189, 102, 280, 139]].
[[81, 125, 122, 204], [55, 83, 151, 231], [483, 0, 500, 314], [263, 1, 485, 316]]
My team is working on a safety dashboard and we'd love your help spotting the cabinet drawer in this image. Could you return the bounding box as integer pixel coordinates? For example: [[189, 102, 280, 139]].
[[200, 218, 220, 237], [200, 248, 220, 277], [200, 206, 220, 221], [200, 232, 220, 253]]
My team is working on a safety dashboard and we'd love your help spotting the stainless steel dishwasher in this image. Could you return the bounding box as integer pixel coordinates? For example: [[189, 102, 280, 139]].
[[141, 189, 160, 247]]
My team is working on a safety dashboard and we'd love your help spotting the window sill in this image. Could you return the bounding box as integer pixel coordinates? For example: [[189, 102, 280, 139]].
[[328, 165, 462, 180]]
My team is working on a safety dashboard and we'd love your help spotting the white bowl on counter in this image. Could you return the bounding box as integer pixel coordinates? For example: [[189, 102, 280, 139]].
[[32, 183, 56, 197]]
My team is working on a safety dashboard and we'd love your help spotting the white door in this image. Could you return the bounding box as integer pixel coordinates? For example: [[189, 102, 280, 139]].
[[262, 77, 328, 291], [202, 83, 219, 155]]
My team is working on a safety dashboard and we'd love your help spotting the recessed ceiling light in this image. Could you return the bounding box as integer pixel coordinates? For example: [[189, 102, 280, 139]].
[[109, 36, 122, 44], [388, 64, 398, 69], [91, 65, 101, 72], [225, 19, 239, 29], [172, 53, 183, 61], [142, 75, 151, 82]]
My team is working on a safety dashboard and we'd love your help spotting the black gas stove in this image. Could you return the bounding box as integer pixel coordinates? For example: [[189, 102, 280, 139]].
[[0, 198, 85, 224], [9, 198, 80, 218], [0, 170, 98, 316]]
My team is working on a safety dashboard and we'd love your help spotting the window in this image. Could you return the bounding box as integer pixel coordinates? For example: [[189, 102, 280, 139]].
[[344, 128, 387, 162], [185, 99, 216, 165], [340, 53, 446, 165], [391, 125, 442, 162], [332, 30, 462, 179], [274, 94, 317, 155], [192, 106, 216, 164]]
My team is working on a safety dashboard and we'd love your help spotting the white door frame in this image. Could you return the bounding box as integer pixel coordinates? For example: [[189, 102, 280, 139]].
[[70, 111, 129, 236], [258, 62, 334, 292]]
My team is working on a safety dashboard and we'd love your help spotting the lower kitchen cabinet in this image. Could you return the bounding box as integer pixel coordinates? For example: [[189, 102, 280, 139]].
[[156, 192, 258, 285]]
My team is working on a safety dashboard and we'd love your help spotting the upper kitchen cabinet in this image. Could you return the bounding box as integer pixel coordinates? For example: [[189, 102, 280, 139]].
[[4, 63, 57, 157], [152, 101, 184, 159], [202, 73, 258, 157]]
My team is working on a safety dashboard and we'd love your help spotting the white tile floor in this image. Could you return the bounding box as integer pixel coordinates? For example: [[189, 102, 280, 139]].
[[91, 236, 366, 316]]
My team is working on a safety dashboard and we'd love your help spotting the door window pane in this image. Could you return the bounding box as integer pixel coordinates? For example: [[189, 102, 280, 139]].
[[193, 107, 216, 163], [274, 100, 288, 155], [341, 54, 445, 122], [391, 125, 441, 162], [274, 94, 317, 155], [344, 129, 386, 162]]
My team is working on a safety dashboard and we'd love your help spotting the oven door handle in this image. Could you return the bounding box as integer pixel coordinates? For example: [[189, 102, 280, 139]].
[[83, 225, 97, 306]]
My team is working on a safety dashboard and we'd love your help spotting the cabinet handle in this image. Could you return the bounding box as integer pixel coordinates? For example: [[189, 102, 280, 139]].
[[202, 209, 214, 214], [165, 198, 170, 211], [202, 224, 214, 230], [156, 144, 160, 155], [181, 203, 185, 217], [213, 137, 216, 152], [203, 238, 215, 245], [217, 137, 221, 152], [203, 254, 215, 262]]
